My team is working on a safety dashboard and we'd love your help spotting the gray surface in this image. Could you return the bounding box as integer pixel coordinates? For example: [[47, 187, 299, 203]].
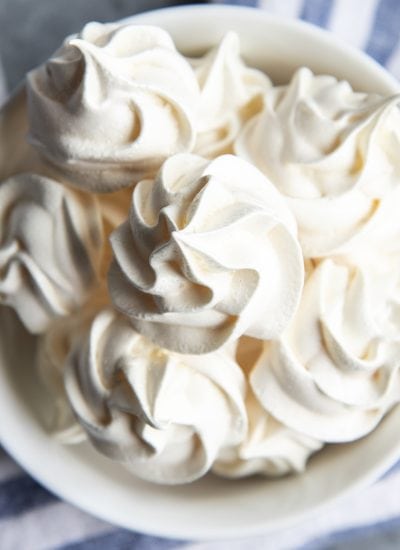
[[0, 0, 202, 90]]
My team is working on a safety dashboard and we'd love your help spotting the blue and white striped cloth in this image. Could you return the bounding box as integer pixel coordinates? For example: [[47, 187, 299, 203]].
[[1, 1, 400, 548]]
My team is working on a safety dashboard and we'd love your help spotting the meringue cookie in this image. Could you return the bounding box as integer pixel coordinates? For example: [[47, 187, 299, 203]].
[[0, 173, 103, 333], [27, 23, 200, 192], [251, 259, 400, 442], [64, 308, 247, 484], [37, 314, 92, 443], [214, 389, 322, 478], [37, 288, 109, 442], [108, 153, 304, 354], [190, 32, 270, 158], [235, 67, 400, 257]]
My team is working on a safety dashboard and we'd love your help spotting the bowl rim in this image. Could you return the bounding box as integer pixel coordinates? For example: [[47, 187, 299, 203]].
[[1, 4, 400, 541], [127, 3, 399, 90]]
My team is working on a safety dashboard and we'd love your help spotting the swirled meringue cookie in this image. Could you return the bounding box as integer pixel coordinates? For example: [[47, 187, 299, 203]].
[[251, 259, 400, 442], [235, 67, 400, 257], [37, 289, 109, 442], [189, 32, 270, 158], [27, 23, 200, 192], [64, 308, 247, 484], [108, 153, 304, 354], [0, 173, 103, 333], [37, 313, 93, 443], [214, 390, 322, 478]]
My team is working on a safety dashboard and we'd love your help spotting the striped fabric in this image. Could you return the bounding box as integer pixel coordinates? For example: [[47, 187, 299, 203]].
[[1, 0, 400, 548]]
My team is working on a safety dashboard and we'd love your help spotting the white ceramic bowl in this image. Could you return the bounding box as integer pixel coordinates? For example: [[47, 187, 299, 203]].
[[1, 4, 400, 541]]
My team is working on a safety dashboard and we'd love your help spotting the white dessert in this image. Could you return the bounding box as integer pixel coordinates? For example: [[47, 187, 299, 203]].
[[27, 23, 200, 192], [37, 312, 93, 444], [64, 308, 247, 484], [251, 259, 400, 441], [214, 390, 322, 478], [189, 32, 270, 158], [1, 24, 400, 485], [108, 153, 304, 354], [0, 173, 103, 333], [0, 89, 41, 181], [235, 67, 400, 257]]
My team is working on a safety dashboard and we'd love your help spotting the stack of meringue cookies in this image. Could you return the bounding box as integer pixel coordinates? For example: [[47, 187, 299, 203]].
[[1, 22, 400, 485]]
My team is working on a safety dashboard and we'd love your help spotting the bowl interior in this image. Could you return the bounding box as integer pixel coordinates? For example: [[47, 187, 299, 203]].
[[129, 4, 398, 92], [1, 5, 400, 541]]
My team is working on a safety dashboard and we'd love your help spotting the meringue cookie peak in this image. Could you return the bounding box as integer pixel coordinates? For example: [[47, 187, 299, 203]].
[[189, 32, 270, 158], [108, 153, 304, 354], [27, 22, 200, 192], [64, 308, 247, 484], [215, 336, 322, 477], [235, 67, 400, 256], [0, 173, 103, 333], [251, 259, 400, 442], [36, 287, 110, 442]]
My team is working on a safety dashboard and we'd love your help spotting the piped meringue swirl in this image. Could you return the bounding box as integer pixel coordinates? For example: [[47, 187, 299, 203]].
[[189, 32, 270, 158], [0, 88, 39, 181], [27, 23, 200, 192], [37, 308, 99, 443], [251, 259, 400, 442], [214, 389, 322, 478], [64, 308, 247, 484], [108, 153, 304, 354], [236, 67, 400, 257], [0, 173, 103, 333]]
